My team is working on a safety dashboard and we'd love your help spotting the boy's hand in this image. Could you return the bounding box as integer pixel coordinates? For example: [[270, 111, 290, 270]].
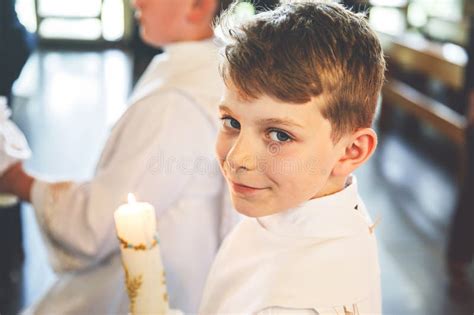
[[0, 162, 34, 202]]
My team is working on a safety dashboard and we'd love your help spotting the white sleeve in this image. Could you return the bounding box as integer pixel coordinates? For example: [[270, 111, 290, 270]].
[[257, 305, 366, 315], [257, 307, 319, 315], [31, 91, 216, 273]]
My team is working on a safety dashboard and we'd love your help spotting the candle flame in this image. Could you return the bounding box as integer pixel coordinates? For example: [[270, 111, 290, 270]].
[[128, 193, 137, 204]]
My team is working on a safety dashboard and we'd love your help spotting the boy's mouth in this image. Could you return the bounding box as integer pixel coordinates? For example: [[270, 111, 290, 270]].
[[229, 181, 268, 196]]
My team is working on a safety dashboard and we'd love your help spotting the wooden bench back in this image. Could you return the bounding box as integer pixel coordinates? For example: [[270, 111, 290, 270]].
[[380, 32, 468, 146], [379, 33, 467, 90]]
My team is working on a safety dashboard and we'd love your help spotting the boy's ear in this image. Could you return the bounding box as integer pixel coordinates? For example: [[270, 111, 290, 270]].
[[187, 0, 217, 23], [331, 128, 377, 177]]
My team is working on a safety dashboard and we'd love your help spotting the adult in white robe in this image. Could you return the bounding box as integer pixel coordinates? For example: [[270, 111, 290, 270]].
[[24, 39, 237, 315], [200, 176, 381, 315]]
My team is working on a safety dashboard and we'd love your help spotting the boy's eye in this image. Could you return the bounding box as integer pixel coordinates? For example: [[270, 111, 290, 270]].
[[269, 130, 292, 142], [222, 117, 241, 130]]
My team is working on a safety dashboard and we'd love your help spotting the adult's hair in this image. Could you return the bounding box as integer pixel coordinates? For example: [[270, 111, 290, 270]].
[[216, 0, 280, 18], [215, 0, 235, 17], [219, 0, 386, 141]]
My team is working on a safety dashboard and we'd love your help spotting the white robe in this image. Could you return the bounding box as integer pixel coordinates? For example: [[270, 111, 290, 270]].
[[25, 39, 238, 315], [199, 176, 382, 315]]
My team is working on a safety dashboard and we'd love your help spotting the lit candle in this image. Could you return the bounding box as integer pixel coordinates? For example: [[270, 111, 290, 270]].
[[114, 193, 169, 314]]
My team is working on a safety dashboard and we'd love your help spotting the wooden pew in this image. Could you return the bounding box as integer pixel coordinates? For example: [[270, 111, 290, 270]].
[[379, 32, 468, 146]]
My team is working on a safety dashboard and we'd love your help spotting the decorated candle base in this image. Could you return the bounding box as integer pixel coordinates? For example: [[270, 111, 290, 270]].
[[119, 249, 183, 315], [119, 235, 169, 314]]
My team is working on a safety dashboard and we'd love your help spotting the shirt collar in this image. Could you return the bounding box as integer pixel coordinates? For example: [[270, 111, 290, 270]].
[[149, 37, 219, 79], [257, 175, 369, 239], [163, 37, 218, 58]]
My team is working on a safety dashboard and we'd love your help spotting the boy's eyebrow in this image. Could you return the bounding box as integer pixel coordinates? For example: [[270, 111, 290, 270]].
[[218, 105, 234, 114], [257, 118, 304, 129]]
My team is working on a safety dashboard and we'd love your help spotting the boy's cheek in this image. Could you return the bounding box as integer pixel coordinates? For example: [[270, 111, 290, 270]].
[[275, 176, 321, 207], [215, 133, 230, 161]]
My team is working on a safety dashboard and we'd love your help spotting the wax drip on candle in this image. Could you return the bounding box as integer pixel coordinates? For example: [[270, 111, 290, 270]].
[[128, 193, 154, 247]]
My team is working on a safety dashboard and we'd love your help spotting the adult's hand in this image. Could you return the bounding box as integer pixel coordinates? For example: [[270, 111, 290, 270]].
[[0, 162, 34, 202]]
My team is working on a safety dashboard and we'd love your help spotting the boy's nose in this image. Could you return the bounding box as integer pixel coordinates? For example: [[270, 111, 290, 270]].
[[226, 135, 258, 173]]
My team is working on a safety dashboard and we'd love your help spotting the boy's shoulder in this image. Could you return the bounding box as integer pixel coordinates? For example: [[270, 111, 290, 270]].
[[208, 215, 380, 310]]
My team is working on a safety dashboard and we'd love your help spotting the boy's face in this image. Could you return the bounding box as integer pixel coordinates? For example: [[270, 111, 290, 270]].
[[217, 85, 348, 217], [132, 0, 191, 46]]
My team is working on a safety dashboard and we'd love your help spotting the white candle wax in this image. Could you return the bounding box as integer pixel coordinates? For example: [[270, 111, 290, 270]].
[[114, 195, 156, 246]]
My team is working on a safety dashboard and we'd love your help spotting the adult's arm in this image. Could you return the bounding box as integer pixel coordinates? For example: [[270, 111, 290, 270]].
[[3, 91, 217, 272]]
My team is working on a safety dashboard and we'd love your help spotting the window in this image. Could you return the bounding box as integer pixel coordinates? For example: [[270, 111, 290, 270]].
[[16, 0, 130, 42], [368, 0, 468, 46]]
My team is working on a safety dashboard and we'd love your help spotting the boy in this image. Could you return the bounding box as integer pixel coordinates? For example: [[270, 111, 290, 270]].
[[0, 0, 237, 313], [200, 1, 385, 314]]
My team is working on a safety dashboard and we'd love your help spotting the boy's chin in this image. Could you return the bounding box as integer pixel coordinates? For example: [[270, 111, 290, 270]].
[[232, 197, 280, 218]]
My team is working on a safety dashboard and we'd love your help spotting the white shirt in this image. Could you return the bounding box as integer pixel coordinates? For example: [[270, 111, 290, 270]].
[[27, 39, 238, 314], [199, 176, 382, 315]]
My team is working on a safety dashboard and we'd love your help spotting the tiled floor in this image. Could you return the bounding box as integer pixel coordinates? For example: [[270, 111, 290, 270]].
[[2, 48, 473, 314]]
